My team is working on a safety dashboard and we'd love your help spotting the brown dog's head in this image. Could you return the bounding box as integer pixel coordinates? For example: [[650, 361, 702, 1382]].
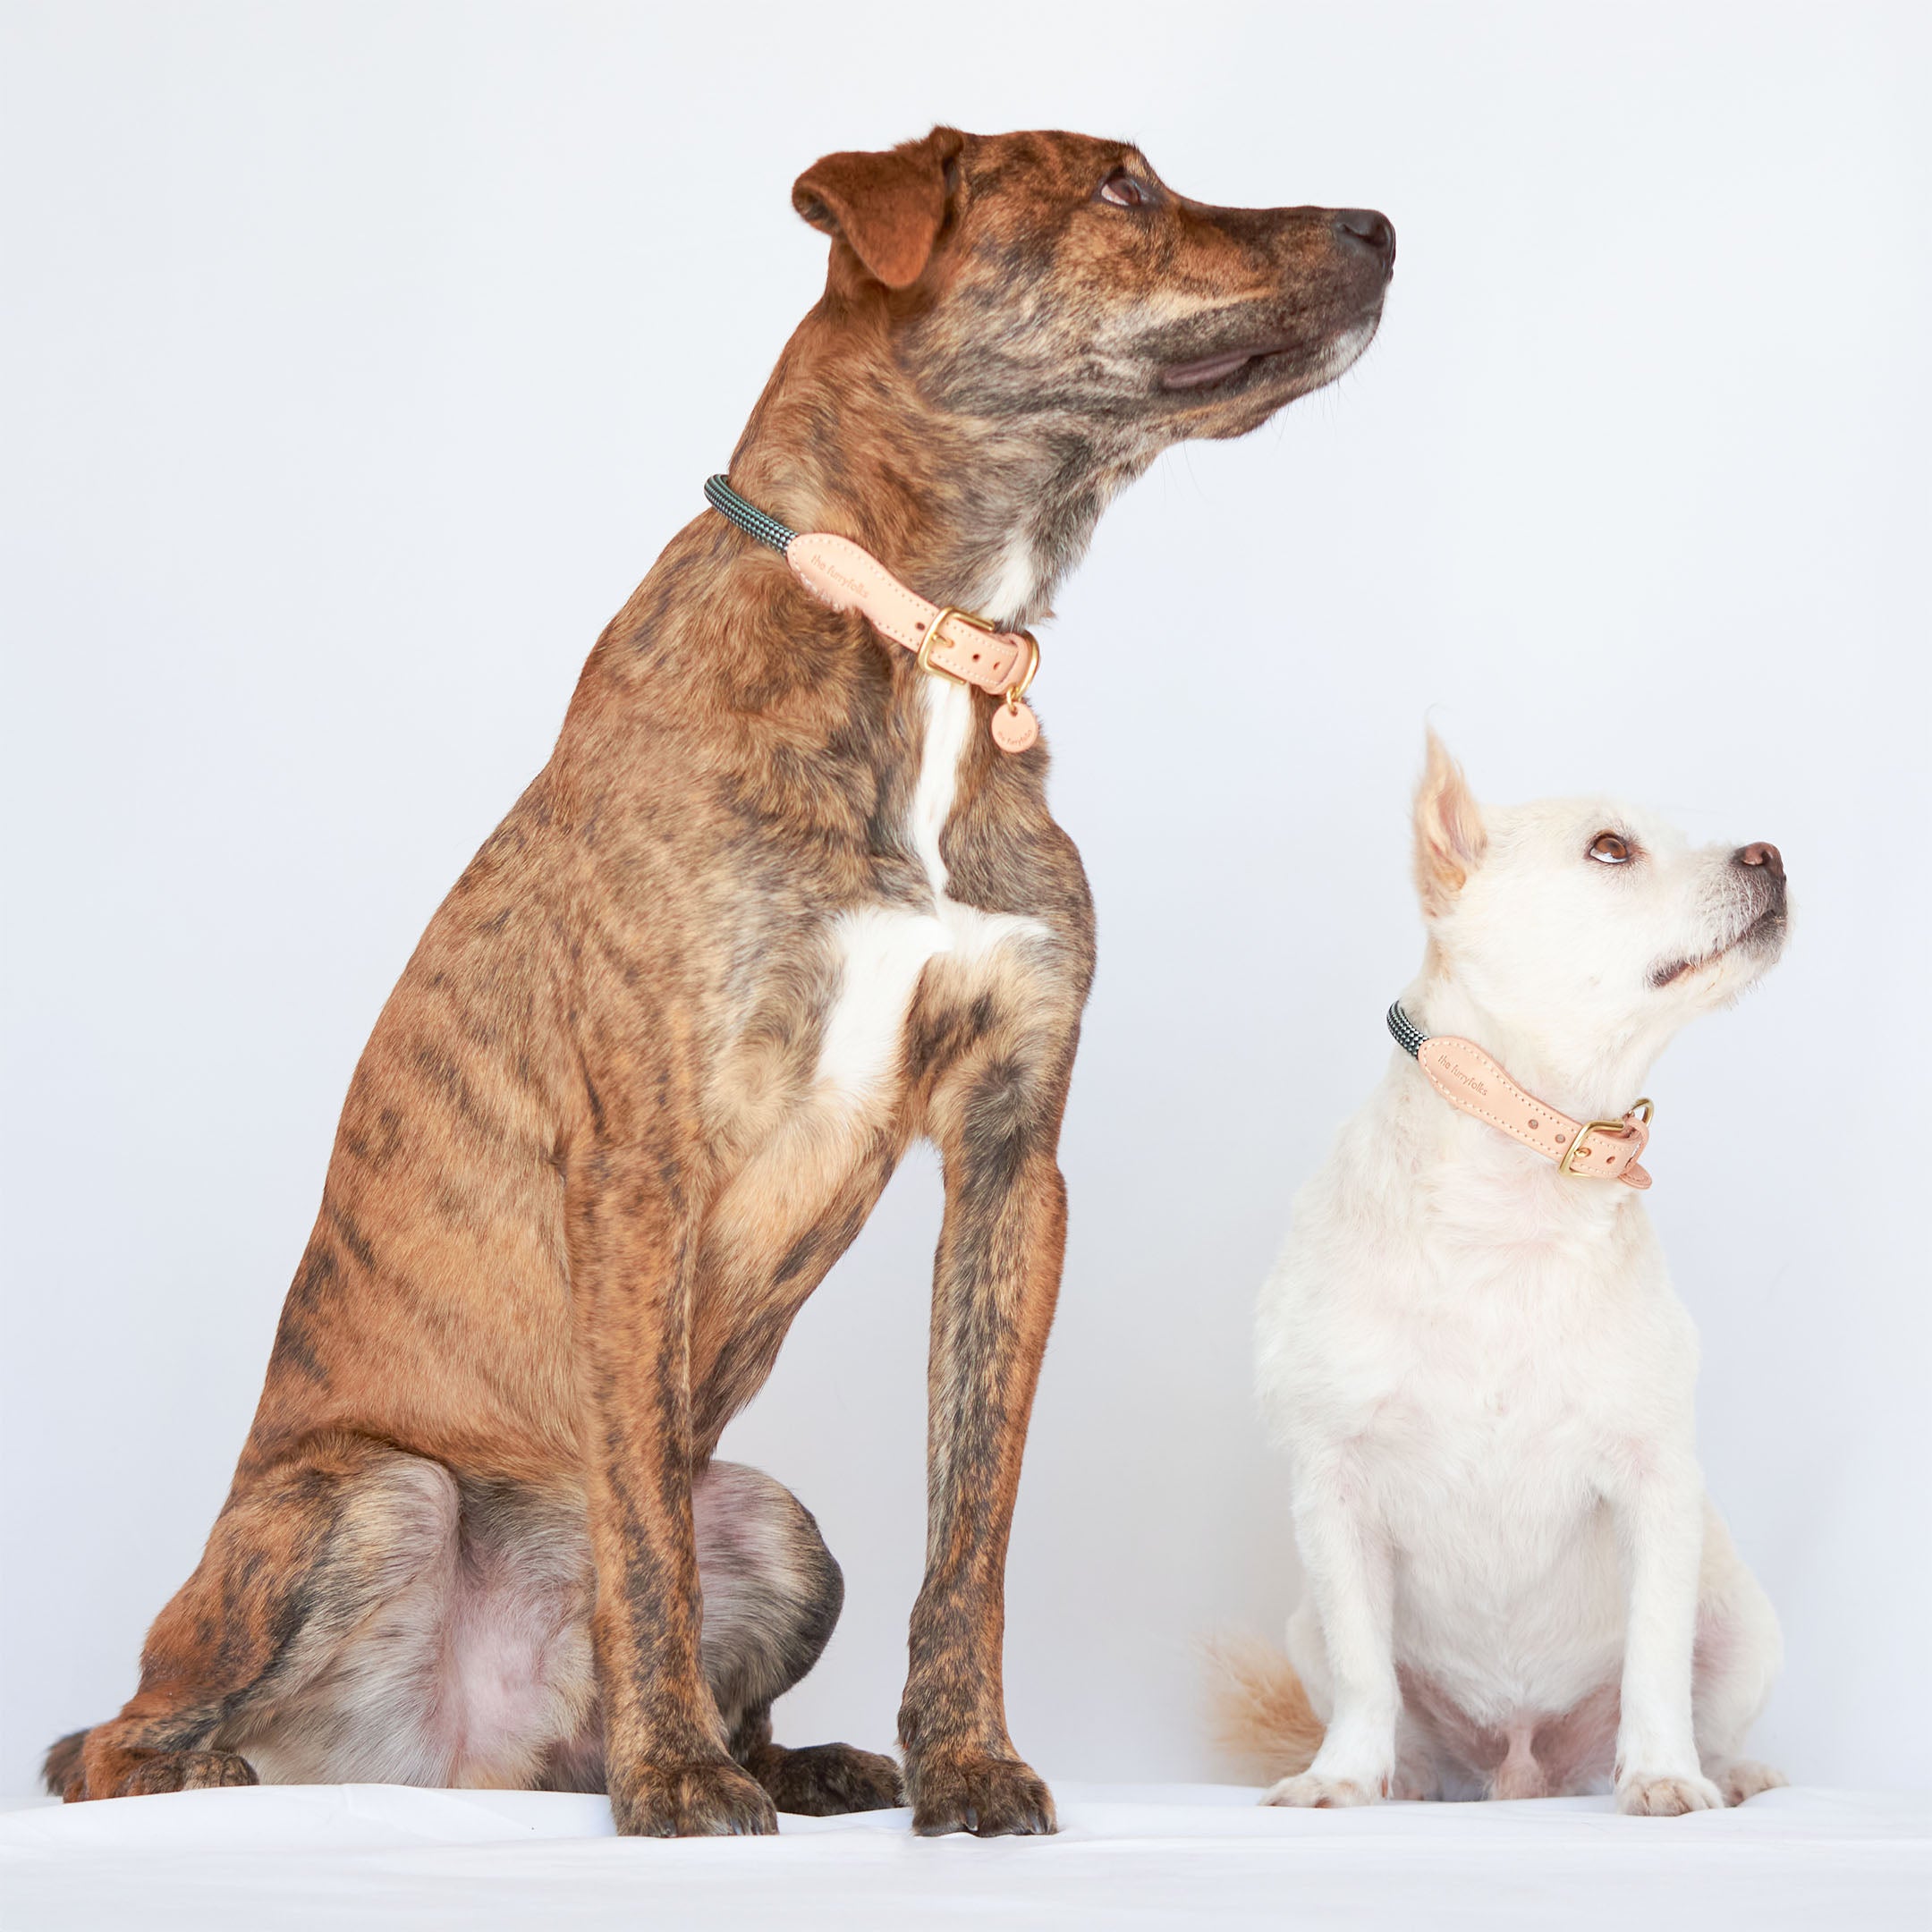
[[792, 127, 1393, 449], [771, 128, 1392, 617]]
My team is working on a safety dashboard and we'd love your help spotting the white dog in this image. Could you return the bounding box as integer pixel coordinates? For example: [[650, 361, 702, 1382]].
[[1226, 733, 1790, 1816]]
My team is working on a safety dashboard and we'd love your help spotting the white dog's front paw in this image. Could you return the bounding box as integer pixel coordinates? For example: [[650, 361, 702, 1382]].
[[1262, 1771, 1384, 1809], [1710, 1759, 1787, 1806], [1617, 1771, 1724, 1816]]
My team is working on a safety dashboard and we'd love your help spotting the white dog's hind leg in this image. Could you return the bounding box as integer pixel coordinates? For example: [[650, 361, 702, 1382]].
[[1263, 1472, 1398, 1809], [1693, 1513, 1787, 1805], [1611, 1464, 1725, 1816]]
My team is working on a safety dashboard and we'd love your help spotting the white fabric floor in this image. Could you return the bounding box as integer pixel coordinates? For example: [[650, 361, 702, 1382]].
[[3, 1782, 1925, 1930]]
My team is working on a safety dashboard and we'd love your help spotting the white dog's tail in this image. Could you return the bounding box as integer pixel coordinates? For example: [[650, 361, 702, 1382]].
[[1205, 1634, 1325, 1783]]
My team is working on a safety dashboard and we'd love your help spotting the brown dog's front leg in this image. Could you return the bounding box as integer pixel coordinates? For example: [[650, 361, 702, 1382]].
[[567, 1146, 777, 1837], [900, 1046, 1070, 1837]]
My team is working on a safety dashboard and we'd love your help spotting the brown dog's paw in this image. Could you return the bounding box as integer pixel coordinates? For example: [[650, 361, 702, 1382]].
[[745, 1741, 903, 1816], [906, 1750, 1055, 1838], [115, 1750, 259, 1797], [614, 1758, 779, 1837]]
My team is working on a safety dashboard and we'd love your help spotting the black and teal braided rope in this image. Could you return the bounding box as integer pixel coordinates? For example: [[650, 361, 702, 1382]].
[[1386, 1002, 1428, 1059], [704, 475, 798, 553]]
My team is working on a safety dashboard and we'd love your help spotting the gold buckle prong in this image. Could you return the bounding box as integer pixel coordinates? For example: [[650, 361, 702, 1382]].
[[1562, 1119, 1626, 1175]]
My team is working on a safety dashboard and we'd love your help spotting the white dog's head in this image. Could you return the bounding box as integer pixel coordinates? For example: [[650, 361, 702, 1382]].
[[1410, 733, 1789, 1105]]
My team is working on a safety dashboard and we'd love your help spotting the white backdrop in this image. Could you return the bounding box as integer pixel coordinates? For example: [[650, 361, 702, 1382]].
[[4, 1, 1928, 1800]]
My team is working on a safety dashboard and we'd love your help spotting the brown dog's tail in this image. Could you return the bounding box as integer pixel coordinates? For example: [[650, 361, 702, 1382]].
[[42, 1727, 90, 1800], [1205, 1635, 1325, 1784]]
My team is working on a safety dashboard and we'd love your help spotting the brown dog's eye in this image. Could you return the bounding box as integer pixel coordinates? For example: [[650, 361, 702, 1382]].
[[1589, 833, 1632, 864], [1098, 168, 1149, 208]]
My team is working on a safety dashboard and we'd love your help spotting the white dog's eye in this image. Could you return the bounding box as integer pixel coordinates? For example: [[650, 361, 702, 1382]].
[[1098, 168, 1150, 208], [1589, 832, 1633, 864]]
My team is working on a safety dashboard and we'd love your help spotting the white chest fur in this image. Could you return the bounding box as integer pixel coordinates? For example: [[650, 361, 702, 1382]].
[[813, 679, 1044, 1109]]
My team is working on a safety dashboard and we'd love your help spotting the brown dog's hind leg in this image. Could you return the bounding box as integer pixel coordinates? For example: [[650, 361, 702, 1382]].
[[60, 1434, 457, 1801], [695, 1462, 902, 1816]]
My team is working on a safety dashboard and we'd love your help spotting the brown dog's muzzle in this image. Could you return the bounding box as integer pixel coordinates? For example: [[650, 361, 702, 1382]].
[[1148, 202, 1394, 402]]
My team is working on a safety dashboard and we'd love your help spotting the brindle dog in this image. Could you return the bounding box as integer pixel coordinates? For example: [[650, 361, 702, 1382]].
[[47, 127, 1393, 1836]]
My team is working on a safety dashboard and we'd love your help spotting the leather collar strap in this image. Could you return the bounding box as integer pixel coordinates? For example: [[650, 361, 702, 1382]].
[[706, 476, 1041, 754], [1386, 1002, 1655, 1190]]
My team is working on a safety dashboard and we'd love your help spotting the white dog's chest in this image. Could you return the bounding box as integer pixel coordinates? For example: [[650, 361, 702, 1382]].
[[1281, 1234, 1678, 1709], [1355, 1288, 1615, 1532], [1333, 1241, 1646, 1437]]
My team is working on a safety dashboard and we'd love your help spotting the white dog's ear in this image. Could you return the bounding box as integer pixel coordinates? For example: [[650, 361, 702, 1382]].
[[1413, 731, 1486, 914]]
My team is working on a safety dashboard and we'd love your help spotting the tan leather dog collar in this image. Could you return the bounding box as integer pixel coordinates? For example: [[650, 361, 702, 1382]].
[[1387, 1002, 1655, 1189], [706, 476, 1041, 753]]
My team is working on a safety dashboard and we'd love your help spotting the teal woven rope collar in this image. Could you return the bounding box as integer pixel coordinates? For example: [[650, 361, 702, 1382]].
[[1386, 1002, 1428, 1057], [705, 476, 796, 552]]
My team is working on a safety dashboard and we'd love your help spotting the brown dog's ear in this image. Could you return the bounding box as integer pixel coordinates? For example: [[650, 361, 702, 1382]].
[[792, 127, 964, 289], [1413, 730, 1487, 914]]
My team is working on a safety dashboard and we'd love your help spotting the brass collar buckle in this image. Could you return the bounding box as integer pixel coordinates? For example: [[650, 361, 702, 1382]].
[[916, 606, 996, 684], [1560, 1097, 1654, 1177], [916, 607, 1040, 714]]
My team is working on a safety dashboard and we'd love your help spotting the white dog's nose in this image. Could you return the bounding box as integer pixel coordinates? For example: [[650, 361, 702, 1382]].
[[1734, 842, 1784, 884]]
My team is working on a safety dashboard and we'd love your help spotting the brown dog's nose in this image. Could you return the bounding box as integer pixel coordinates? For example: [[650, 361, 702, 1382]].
[[1734, 842, 1784, 883], [1334, 209, 1396, 270]]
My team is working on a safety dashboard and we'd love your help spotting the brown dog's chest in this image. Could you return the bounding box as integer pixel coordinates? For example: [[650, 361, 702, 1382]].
[[703, 675, 1079, 1119], [684, 677, 1089, 1439]]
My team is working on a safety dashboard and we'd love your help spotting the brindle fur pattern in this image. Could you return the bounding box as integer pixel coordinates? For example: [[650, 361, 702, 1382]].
[[49, 127, 1390, 1835]]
